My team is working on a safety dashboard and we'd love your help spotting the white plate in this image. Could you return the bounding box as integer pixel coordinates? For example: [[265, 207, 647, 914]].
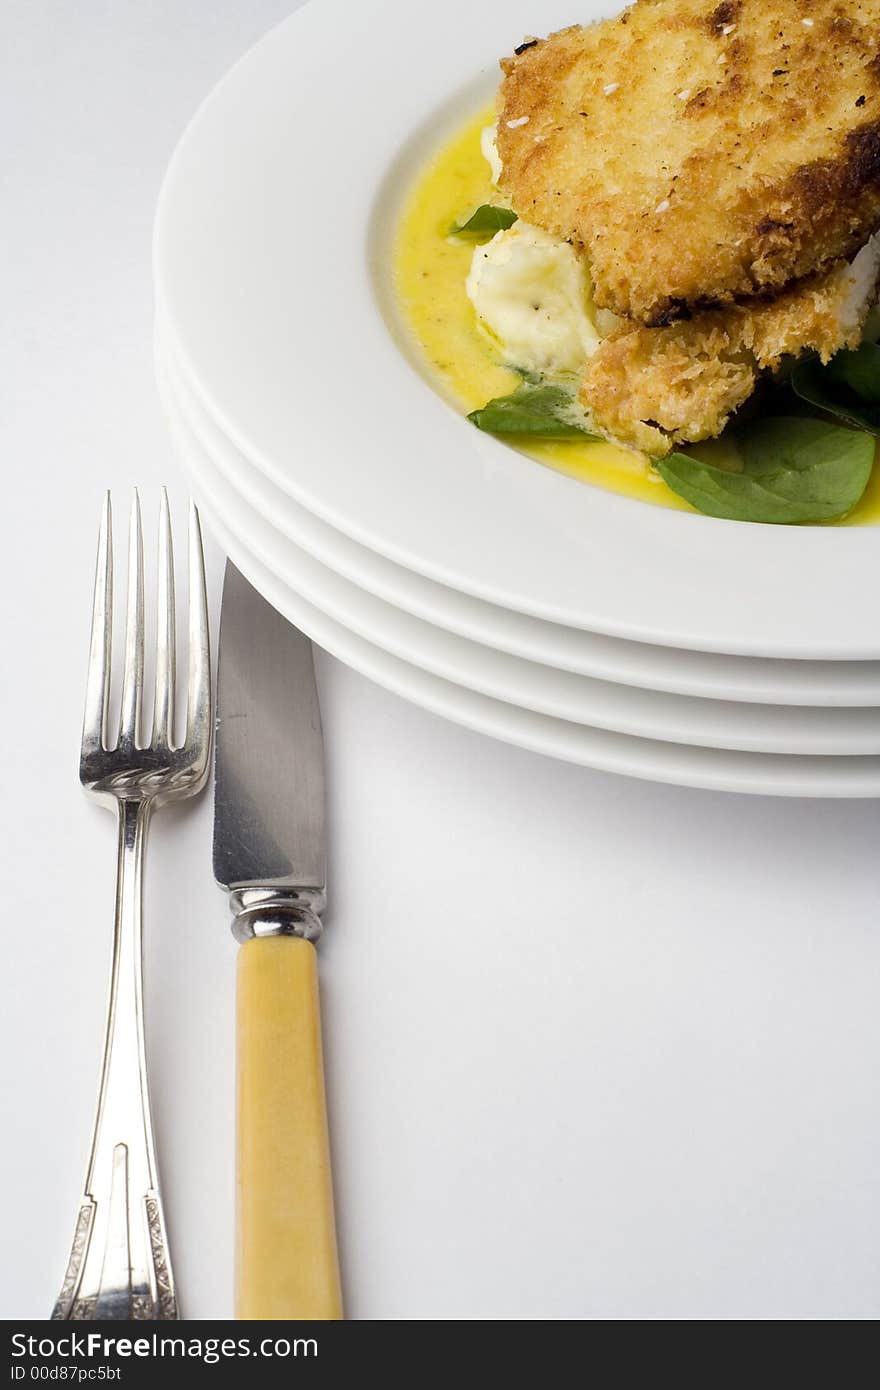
[[155, 0, 880, 659], [159, 317, 880, 709], [158, 348, 880, 758], [162, 412, 880, 795]]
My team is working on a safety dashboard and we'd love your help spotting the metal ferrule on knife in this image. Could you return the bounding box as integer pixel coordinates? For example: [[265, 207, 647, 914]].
[[228, 885, 325, 943]]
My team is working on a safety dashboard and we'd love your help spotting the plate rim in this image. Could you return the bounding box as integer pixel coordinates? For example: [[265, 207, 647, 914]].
[[158, 317, 880, 709], [158, 348, 880, 759], [181, 455, 880, 796]]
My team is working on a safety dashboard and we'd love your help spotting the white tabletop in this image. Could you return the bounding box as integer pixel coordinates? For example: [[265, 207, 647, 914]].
[[3, 0, 879, 1322]]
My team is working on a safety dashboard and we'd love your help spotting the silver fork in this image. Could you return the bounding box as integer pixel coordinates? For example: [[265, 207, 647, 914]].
[[52, 490, 211, 1321]]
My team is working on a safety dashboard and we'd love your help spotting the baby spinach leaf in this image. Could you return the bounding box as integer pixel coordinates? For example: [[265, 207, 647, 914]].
[[656, 417, 875, 523], [791, 345, 880, 433], [451, 205, 517, 239], [468, 381, 598, 438]]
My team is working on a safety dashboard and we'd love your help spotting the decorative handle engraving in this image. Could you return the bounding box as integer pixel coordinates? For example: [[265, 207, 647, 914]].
[[52, 803, 178, 1320], [52, 1143, 178, 1320], [52, 1202, 95, 1320], [145, 1195, 178, 1320]]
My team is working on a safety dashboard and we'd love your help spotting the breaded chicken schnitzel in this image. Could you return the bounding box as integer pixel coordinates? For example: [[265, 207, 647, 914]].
[[579, 238, 880, 453], [497, 0, 880, 325]]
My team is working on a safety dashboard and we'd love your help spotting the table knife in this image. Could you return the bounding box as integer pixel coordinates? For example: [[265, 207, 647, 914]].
[[213, 561, 342, 1320]]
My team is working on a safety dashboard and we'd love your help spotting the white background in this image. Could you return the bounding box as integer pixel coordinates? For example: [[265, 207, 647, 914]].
[[2, 0, 880, 1321]]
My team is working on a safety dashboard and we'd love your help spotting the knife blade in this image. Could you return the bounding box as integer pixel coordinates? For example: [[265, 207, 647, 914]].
[[214, 561, 342, 1320], [214, 560, 325, 908]]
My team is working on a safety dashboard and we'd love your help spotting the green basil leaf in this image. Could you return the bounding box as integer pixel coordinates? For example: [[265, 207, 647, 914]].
[[468, 382, 598, 438], [792, 346, 880, 433], [451, 205, 518, 239], [656, 416, 875, 523]]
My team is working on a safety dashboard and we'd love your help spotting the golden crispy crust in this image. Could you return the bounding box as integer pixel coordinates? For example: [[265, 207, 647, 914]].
[[497, 0, 880, 324], [579, 260, 874, 454]]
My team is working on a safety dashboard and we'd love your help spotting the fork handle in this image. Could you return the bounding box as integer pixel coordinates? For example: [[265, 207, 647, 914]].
[[236, 935, 343, 1320], [53, 799, 177, 1320]]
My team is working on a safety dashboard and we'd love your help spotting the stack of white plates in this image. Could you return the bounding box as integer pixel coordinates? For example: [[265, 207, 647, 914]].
[[154, 0, 880, 796]]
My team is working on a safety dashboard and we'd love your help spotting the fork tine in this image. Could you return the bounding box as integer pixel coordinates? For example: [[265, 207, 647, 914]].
[[119, 491, 145, 749], [82, 493, 113, 753], [185, 500, 211, 752], [153, 488, 176, 748]]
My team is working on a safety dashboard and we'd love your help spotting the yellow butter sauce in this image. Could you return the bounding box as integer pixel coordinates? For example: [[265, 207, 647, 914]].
[[393, 106, 880, 524]]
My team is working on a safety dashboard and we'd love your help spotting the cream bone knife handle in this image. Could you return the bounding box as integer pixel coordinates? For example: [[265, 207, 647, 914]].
[[233, 893, 342, 1320]]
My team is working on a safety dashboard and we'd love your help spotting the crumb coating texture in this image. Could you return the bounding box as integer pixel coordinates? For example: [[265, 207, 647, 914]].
[[498, 0, 880, 324]]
